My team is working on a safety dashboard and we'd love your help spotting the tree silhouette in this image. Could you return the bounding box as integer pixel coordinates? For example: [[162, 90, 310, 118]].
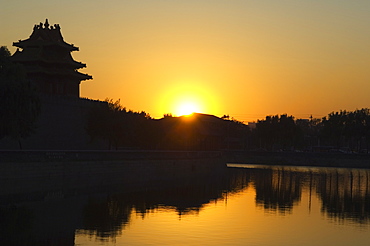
[[0, 46, 40, 149], [86, 98, 155, 150], [296, 117, 322, 150], [256, 114, 301, 151], [320, 109, 370, 152]]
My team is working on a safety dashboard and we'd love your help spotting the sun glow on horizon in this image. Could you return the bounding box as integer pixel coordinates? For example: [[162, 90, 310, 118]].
[[170, 92, 204, 116], [175, 101, 200, 116], [159, 81, 220, 117]]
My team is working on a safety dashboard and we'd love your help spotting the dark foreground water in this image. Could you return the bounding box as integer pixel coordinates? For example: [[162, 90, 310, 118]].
[[1, 163, 370, 245]]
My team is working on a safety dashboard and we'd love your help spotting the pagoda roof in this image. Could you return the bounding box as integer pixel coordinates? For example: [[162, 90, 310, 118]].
[[12, 48, 86, 69], [13, 19, 78, 51], [25, 66, 92, 81]]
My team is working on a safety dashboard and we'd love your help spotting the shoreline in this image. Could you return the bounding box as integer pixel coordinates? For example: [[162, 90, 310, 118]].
[[1, 149, 370, 169], [225, 151, 370, 169]]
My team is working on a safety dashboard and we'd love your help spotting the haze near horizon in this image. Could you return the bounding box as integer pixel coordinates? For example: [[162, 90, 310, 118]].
[[2, 0, 370, 121]]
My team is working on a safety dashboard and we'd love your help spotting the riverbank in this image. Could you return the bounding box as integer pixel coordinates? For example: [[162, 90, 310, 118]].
[[0, 150, 222, 162], [225, 151, 370, 169], [2, 150, 370, 204], [0, 153, 226, 205]]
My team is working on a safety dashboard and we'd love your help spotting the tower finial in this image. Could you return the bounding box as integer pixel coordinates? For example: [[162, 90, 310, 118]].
[[44, 19, 49, 29]]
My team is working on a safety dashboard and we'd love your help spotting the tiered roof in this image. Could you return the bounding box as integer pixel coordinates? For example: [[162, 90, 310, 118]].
[[13, 19, 78, 51], [12, 19, 92, 82]]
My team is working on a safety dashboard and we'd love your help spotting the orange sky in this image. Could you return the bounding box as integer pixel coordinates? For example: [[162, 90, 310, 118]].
[[2, 1, 370, 121]]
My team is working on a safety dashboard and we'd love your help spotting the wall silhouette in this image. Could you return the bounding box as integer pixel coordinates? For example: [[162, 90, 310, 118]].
[[0, 95, 107, 150]]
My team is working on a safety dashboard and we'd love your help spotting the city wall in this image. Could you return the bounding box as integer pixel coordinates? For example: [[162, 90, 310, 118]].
[[3, 149, 370, 205], [0, 151, 225, 205], [0, 95, 108, 150]]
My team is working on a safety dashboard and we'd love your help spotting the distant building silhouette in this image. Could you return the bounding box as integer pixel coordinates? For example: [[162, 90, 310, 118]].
[[11, 19, 92, 97], [157, 113, 247, 151]]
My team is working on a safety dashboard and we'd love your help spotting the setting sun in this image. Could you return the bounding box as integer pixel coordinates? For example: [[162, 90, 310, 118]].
[[176, 101, 199, 116], [158, 81, 220, 117], [172, 94, 203, 116]]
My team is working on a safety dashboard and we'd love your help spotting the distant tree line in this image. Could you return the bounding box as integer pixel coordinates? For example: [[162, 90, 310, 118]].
[[86, 98, 156, 150], [253, 114, 301, 151], [86, 99, 370, 153], [86, 99, 249, 151], [253, 109, 370, 153]]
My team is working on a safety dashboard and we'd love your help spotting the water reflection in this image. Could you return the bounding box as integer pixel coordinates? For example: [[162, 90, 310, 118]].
[[0, 206, 33, 246], [316, 169, 370, 224], [253, 168, 303, 213], [80, 174, 234, 241], [79, 165, 370, 242], [231, 164, 370, 224], [1, 164, 369, 245]]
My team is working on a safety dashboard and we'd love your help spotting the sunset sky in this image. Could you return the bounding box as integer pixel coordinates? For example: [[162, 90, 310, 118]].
[[2, 0, 370, 121]]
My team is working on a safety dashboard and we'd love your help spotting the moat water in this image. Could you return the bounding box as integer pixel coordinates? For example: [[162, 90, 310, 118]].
[[1, 163, 370, 245]]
